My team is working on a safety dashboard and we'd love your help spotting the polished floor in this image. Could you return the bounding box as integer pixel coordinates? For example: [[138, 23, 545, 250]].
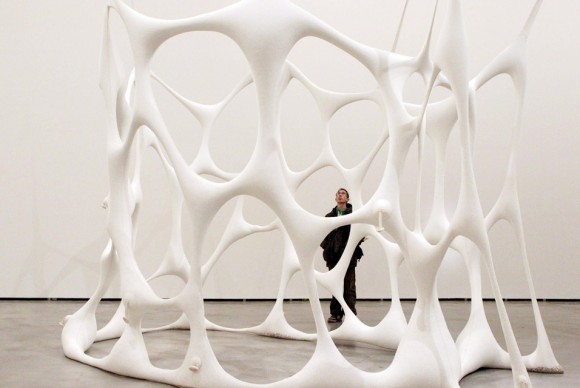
[[0, 299, 578, 387]]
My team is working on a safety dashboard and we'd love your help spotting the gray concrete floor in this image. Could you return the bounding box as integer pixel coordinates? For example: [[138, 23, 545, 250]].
[[0, 300, 578, 387]]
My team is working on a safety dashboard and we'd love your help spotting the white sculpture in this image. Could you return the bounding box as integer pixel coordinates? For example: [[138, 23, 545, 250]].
[[61, 0, 563, 386]]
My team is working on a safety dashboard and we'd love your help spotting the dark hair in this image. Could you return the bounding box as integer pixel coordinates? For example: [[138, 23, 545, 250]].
[[337, 188, 349, 199]]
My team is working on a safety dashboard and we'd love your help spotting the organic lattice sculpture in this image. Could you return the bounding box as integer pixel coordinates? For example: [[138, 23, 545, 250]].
[[61, 0, 563, 386]]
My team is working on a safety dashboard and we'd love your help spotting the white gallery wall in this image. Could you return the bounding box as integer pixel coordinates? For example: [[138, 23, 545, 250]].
[[1, 0, 579, 300]]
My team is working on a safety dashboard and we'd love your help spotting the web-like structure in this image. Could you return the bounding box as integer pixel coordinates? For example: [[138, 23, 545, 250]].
[[61, 0, 563, 386]]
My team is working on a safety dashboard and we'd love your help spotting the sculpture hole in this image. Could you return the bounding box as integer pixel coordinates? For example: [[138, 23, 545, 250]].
[[329, 100, 383, 169], [152, 31, 250, 104], [210, 84, 258, 173], [142, 311, 188, 369], [280, 80, 324, 172]]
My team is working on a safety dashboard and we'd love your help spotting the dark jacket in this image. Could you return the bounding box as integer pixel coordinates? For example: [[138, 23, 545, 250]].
[[320, 203, 363, 268]]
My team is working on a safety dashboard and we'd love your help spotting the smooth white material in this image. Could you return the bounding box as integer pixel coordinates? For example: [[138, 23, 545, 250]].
[[61, 0, 562, 386]]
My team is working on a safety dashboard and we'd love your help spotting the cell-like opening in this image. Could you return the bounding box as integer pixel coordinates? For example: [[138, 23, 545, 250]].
[[280, 80, 324, 172], [329, 100, 384, 169]]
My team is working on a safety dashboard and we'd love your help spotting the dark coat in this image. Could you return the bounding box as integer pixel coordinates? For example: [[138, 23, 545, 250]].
[[320, 203, 363, 268]]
